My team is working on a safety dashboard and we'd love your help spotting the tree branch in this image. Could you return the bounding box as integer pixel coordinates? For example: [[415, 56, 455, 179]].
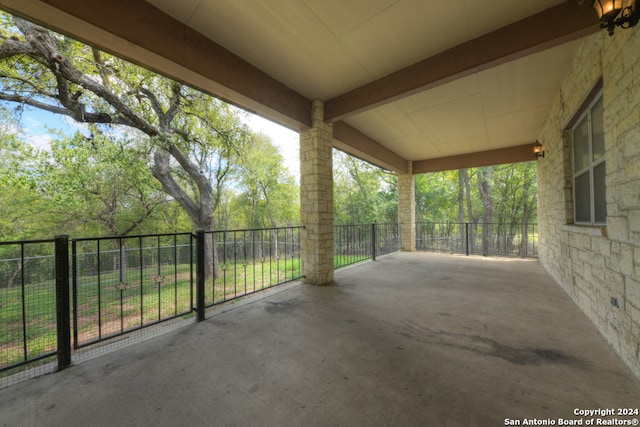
[[0, 92, 135, 126], [91, 48, 112, 91], [139, 87, 166, 123], [0, 36, 37, 59], [164, 83, 181, 124], [13, 17, 159, 137]]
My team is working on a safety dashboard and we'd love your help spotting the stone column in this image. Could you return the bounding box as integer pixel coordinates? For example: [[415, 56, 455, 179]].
[[398, 166, 416, 252], [300, 100, 334, 285]]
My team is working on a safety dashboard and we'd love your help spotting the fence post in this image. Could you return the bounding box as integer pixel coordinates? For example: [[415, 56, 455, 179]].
[[465, 223, 470, 256], [71, 240, 78, 350], [55, 235, 72, 371], [195, 230, 206, 322], [371, 223, 377, 261]]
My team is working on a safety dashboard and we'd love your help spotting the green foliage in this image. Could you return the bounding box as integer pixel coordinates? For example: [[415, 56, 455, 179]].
[[491, 162, 538, 225], [0, 11, 298, 239], [333, 147, 537, 230], [333, 150, 397, 224], [0, 254, 300, 369], [232, 133, 299, 228], [40, 130, 169, 236], [0, 108, 50, 241], [415, 163, 538, 225], [415, 170, 461, 222]]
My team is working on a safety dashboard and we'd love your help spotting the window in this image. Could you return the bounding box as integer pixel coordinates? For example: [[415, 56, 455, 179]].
[[572, 92, 605, 225]]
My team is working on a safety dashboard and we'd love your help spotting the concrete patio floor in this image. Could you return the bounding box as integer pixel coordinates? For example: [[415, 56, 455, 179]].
[[1, 252, 639, 427]]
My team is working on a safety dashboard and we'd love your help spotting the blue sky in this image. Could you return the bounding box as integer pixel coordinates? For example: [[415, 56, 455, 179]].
[[14, 105, 89, 149], [10, 102, 300, 177]]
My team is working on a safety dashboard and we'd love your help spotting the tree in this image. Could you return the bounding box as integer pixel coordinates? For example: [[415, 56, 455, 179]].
[[0, 107, 47, 241], [42, 130, 167, 237], [0, 106, 54, 287], [235, 133, 299, 228], [490, 162, 537, 255], [458, 170, 466, 251], [0, 14, 252, 276], [414, 163, 538, 255], [415, 170, 459, 223], [476, 166, 494, 255], [333, 150, 397, 224]]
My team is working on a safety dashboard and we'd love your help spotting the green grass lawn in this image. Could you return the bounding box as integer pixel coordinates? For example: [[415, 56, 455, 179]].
[[334, 253, 371, 268], [1, 290, 57, 372], [1, 250, 377, 372], [1, 256, 304, 371], [205, 257, 301, 305]]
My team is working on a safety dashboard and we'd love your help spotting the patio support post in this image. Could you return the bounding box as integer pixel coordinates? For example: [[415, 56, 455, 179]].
[[300, 100, 334, 285], [55, 234, 72, 371], [398, 167, 416, 252], [195, 229, 205, 321]]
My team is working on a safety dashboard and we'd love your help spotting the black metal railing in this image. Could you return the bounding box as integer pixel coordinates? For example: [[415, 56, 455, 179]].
[[0, 221, 511, 379], [0, 238, 60, 373], [375, 222, 400, 258], [416, 222, 538, 258], [334, 223, 399, 269], [71, 233, 194, 349], [196, 227, 303, 310], [0, 226, 307, 378]]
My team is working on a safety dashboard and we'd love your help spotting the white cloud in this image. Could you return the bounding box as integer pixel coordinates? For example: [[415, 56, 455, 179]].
[[24, 132, 53, 151]]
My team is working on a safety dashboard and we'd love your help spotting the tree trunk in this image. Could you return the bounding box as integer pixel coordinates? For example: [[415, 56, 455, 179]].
[[5, 260, 24, 288], [458, 170, 465, 253], [150, 148, 219, 279], [194, 215, 218, 280], [461, 169, 475, 253], [477, 167, 493, 256], [520, 167, 532, 256]]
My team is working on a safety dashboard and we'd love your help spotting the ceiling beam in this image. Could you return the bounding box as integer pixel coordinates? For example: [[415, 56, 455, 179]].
[[332, 121, 408, 173], [413, 144, 537, 174], [0, 0, 312, 131], [324, 1, 599, 122]]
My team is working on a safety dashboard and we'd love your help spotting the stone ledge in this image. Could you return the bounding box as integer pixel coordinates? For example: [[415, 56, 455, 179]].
[[561, 224, 607, 237]]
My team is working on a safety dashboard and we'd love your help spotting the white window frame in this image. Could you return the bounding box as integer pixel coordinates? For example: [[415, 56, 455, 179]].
[[572, 90, 605, 226]]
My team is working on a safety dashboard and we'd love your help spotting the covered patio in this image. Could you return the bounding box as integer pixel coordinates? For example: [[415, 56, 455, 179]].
[[1, 0, 640, 416], [1, 252, 638, 426]]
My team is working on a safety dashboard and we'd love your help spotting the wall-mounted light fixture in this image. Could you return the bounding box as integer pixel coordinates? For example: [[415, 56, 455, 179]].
[[591, 0, 640, 36], [533, 142, 545, 159]]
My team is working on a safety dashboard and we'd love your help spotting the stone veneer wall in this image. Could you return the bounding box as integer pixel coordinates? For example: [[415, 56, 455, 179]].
[[537, 29, 640, 378], [398, 172, 416, 252], [300, 100, 334, 285]]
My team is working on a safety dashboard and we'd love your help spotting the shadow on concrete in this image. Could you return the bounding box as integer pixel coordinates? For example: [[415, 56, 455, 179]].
[[1, 252, 638, 426]]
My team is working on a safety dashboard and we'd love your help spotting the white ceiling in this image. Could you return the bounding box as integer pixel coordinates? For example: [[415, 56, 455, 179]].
[[148, 0, 569, 99], [145, 0, 583, 163], [346, 42, 580, 160]]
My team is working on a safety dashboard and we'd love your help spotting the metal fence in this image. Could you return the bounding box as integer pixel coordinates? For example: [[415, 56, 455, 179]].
[[71, 233, 194, 349], [334, 223, 400, 269], [0, 226, 307, 380], [0, 222, 402, 380], [198, 227, 303, 308], [416, 222, 538, 258], [0, 221, 535, 380], [0, 239, 58, 374]]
